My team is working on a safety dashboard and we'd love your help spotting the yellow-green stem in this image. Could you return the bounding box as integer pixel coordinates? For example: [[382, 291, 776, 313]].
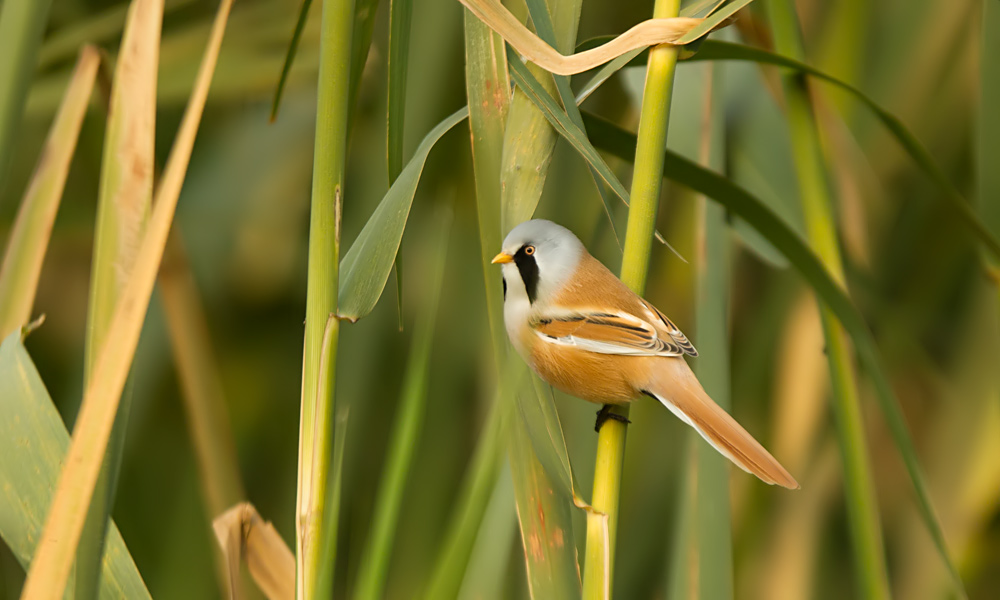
[[768, 1, 890, 597], [583, 1, 680, 597], [296, 0, 353, 596]]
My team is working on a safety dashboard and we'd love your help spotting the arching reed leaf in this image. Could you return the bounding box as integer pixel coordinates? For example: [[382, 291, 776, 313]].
[[337, 107, 466, 322], [458, 0, 724, 75], [685, 40, 1000, 260]]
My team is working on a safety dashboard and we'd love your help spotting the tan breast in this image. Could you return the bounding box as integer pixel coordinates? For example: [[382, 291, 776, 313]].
[[524, 252, 659, 404]]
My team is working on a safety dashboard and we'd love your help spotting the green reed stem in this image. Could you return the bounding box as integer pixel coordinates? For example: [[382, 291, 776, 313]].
[[582, 1, 681, 597], [767, 1, 890, 598], [296, 0, 353, 596]]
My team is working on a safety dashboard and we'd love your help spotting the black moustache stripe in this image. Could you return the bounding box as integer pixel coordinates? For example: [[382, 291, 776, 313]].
[[513, 246, 539, 303]]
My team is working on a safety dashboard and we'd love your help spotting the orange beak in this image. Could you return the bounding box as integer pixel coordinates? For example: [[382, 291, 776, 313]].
[[491, 252, 514, 264]]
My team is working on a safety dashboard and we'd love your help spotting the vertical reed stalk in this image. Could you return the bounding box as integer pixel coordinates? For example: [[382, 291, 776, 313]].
[[583, 0, 681, 597], [295, 0, 354, 596], [767, 1, 890, 597]]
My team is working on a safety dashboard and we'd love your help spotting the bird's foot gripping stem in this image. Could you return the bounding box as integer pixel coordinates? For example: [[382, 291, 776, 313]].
[[595, 404, 631, 432]]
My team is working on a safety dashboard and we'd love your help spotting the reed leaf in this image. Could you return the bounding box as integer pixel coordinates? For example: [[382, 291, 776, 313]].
[[79, 0, 162, 595], [213, 503, 295, 600], [337, 108, 467, 322], [457, 0, 722, 76], [0, 46, 99, 339], [19, 0, 233, 593], [685, 40, 1000, 260], [0, 330, 151, 600], [386, 0, 414, 326]]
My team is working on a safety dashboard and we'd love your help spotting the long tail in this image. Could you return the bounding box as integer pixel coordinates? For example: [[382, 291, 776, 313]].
[[645, 358, 799, 489]]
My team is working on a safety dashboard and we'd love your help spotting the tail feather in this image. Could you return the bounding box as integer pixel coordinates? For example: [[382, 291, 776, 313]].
[[645, 359, 799, 489]]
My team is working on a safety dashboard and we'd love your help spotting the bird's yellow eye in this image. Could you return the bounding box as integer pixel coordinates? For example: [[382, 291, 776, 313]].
[[524, 245, 535, 256]]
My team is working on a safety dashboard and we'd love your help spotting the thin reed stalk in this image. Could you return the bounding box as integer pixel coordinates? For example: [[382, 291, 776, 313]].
[[767, 1, 890, 597], [583, 0, 681, 597], [295, 0, 354, 596]]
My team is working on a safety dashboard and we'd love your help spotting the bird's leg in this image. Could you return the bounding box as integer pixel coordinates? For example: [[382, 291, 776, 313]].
[[595, 404, 631, 432]]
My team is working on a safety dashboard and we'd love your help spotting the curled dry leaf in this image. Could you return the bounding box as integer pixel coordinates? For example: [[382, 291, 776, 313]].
[[213, 503, 295, 600], [457, 0, 725, 75]]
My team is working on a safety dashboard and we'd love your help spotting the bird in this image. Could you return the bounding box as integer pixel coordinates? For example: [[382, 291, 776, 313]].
[[492, 219, 798, 489]]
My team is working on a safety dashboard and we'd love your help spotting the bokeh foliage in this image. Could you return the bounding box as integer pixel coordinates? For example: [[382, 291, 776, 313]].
[[1, 0, 999, 598]]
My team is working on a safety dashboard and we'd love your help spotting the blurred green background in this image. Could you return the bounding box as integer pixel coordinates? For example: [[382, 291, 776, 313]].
[[2, 0, 999, 598]]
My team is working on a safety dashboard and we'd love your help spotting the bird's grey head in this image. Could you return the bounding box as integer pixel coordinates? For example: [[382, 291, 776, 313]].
[[492, 219, 584, 305]]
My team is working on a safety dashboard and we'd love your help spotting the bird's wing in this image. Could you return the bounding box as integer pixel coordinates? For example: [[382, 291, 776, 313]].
[[531, 310, 686, 356], [638, 299, 698, 357]]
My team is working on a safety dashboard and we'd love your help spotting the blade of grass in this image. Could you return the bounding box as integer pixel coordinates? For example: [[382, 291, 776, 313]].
[[270, 0, 314, 121], [0, 46, 100, 339], [584, 1, 684, 597], [79, 1, 163, 596], [213, 503, 295, 600], [159, 234, 246, 597], [353, 211, 451, 600], [0, 0, 53, 185], [767, 2, 889, 597], [19, 0, 234, 594], [295, 0, 354, 595], [337, 108, 467, 322], [0, 330, 151, 599], [583, 111, 964, 598], [386, 0, 414, 327], [271, 0, 378, 123]]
